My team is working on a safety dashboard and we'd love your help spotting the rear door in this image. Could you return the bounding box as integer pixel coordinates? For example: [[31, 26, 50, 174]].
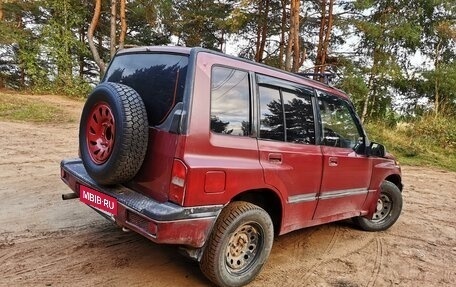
[[313, 91, 373, 219], [256, 75, 323, 230], [104, 52, 189, 202]]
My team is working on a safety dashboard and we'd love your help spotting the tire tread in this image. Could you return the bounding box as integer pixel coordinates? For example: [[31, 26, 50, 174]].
[[80, 82, 148, 185], [200, 201, 273, 287], [353, 181, 402, 232]]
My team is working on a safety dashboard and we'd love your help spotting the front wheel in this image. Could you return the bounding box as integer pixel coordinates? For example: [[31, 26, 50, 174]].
[[200, 201, 274, 287], [353, 181, 403, 231]]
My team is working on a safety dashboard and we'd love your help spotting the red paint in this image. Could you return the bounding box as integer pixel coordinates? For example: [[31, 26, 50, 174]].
[[204, 171, 226, 193], [127, 128, 179, 203], [313, 146, 373, 219], [62, 46, 402, 249], [85, 102, 115, 164], [114, 204, 214, 248]]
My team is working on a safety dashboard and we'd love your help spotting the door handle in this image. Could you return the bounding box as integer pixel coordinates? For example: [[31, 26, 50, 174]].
[[268, 153, 282, 164], [329, 156, 338, 167]]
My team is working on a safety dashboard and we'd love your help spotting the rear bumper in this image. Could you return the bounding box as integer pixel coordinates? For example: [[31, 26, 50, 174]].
[[60, 158, 222, 248]]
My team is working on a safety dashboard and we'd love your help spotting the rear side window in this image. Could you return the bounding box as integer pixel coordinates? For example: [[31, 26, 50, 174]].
[[259, 86, 315, 144], [259, 86, 284, 141], [104, 53, 188, 126], [210, 66, 250, 136]]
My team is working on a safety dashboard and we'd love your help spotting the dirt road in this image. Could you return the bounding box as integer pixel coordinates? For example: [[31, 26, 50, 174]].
[[0, 95, 455, 287]]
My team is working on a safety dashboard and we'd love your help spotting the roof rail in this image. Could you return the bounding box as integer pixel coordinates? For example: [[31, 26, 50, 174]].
[[295, 72, 336, 85], [117, 44, 138, 50]]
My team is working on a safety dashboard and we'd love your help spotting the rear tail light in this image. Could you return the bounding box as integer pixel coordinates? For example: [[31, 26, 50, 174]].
[[169, 159, 187, 205]]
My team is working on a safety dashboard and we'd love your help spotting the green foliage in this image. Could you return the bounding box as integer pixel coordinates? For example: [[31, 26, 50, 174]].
[[390, 21, 422, 49], [0, 1, 40, 88], [0, 93, 70, 123], [422, 62, 456, 112], [173, 0, 234, 50], [126, 0, 172, 46], [335, 59, 369, 113], [411, 116, 456, 150], [31, 77, 92, 98], [0, 0, 454, 158], [353, 0, 375, 10], [366, 115, 456, 171], [233, 0, 283, 62], [343, 0, 455, 122], [0, 0, 92, 96]]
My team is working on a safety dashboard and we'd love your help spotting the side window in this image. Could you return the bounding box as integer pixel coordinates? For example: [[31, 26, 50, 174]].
[[259, 86, 284, 141], [318, 92, 362, 149], [259, 85, 316, 144], [211, 67, 250, 136], [282, 91, 315, 144]]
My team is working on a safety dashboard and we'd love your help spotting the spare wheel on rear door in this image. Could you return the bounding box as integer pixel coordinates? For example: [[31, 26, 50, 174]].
[[79, 82, 149, 185]]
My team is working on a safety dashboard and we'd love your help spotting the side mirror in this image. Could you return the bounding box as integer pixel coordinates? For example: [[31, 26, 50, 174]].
[[368, 142, 386, 157], [353, 136, 366, 154]]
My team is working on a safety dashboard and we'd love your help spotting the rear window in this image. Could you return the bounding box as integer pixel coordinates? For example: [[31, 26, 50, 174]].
[[104, 53, 188, 126]]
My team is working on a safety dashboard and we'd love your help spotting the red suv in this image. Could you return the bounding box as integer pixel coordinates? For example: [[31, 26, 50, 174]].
[[61, 46, 403, 287]]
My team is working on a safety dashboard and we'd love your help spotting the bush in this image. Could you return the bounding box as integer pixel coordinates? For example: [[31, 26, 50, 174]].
[[366, 115, 456, 171], [411, 116, 456, 150], [31, 77, 92, 99]]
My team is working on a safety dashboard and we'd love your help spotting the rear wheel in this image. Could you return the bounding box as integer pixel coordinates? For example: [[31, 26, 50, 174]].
[[79, 82, 148, 185], [200, 201, 274, 287], [353, 181, 402, 231]]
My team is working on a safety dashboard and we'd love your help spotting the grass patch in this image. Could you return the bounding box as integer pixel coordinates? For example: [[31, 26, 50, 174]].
[[0, 93, 70, 123], [366, 116, 456, 172]]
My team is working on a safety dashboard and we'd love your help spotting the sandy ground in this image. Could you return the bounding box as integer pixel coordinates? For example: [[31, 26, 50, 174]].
[[0, 95, 455, 287]]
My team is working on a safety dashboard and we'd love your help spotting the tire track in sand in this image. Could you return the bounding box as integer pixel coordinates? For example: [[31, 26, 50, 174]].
[[366, 237, 384, 287], [299, 225, 342, 284]]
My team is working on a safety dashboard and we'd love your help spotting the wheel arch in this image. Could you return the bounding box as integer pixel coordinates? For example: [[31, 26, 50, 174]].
[[385, 174, 403, 191], [231, 189, 283, 236]]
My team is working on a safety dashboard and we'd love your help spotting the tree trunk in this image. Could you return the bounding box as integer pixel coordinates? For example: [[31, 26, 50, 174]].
[[315, 0, 327, 75], [320, 0, 334, 70], [315, 0, 334, 80], [362, 47, 380, 123], [299, 47, 306, 68], [15, 14, 25, 87], [88, 0, 106, 74], [257, 0, 270, 63], [285, 0, 301, 72], [434, 39, 442, 115], [254, 0, 264, 62], [20, 67, 25, 87], [220, 30, 225, 52], [60, 0, 72, 84], [291, 0, 300, 72], [79, 26, 85, 80], [361, 73, 374, 123], [119, 0, 126, 49], [0, 1, 3, 21], [110, 0, 117, 58], [361, 5, 389, 123], [285, 0, 298, 71], [285, 31, 293, 71], [278, 0, 288, 69]]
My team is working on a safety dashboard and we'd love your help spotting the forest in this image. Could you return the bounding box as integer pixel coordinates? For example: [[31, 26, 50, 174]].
[[0, 0, 455, 169]]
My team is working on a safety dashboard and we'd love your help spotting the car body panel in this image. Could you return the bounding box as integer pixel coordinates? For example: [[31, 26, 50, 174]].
[[61, 46, 402, 250]]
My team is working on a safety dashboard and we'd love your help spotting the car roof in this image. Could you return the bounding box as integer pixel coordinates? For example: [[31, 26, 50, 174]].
[[117, 45, 192, 55], [116, 46, 349, 100]]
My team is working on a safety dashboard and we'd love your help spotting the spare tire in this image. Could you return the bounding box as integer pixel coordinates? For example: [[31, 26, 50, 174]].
[[79, 82, 149, 185]]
